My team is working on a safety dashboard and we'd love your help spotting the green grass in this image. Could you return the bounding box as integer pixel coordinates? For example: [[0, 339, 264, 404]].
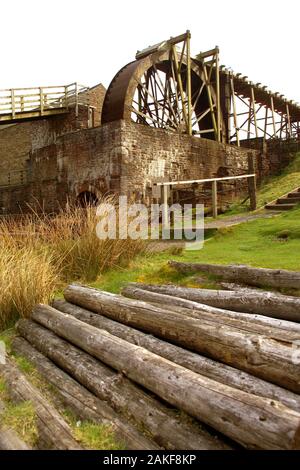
[[0, 400, 38, 447], [204, 151, 300, 218], [63, 409, 125, 450], [91, 207, 300, 293]]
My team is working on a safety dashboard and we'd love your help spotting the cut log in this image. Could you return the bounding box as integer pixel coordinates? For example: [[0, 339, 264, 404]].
[[128, 281, 300, 323], [0, 357, 82, 450], [30, 304, 300, 449], [122, 284, 300, 338], [64, 284, 300, 393], [0, 427, 31, 450], [53, 299, 300, 413], [169, 261, 300, 290], [12, 337, 159, 450], [17, 319, 228, 450], [0, 399, 31, 450]]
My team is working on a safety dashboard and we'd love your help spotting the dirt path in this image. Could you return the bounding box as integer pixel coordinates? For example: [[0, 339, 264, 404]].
[[204, 212, 278, 229], [147, 212, 278, 253]]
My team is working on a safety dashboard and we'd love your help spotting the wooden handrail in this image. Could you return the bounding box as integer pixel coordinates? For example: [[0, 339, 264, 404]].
[[155, 173, 256, 186], [0, 83, 89, 121]]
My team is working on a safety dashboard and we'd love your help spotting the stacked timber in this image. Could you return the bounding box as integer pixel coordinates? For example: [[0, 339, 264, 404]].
[[10, 280, 300, 450], [0, 357, 82, 450]]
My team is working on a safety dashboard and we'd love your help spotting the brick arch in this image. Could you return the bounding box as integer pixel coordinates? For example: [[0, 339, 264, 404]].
[[75, 183, 103, 207]]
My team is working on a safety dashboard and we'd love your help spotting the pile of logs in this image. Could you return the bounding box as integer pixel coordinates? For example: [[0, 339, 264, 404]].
[[5, 273, 300, 450]]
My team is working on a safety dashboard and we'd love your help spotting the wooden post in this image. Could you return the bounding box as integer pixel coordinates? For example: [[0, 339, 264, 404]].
[[247, 95, 252, 140], [247, 153, 257, 211], [75, 82, 79, 117], [230, 77, 240, 146], [270, 96, 276, 137], [39, 87, 44, 115], [212, 180, 218, 218], [162, 184, 169, 231], [215, 47, 221, 142], [286, 104, 292, 138], [203, 65, 218, 139], [186, 31, 192, 136], [263, 106, 268, 142], [250, 88, 259, 139], [11, 89, 15, 119], [64, 86, 68, 109]]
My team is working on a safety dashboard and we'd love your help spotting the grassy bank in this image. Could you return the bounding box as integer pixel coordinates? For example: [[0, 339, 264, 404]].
[[92, 207, 300, 293], [212, 151, 300, 217]]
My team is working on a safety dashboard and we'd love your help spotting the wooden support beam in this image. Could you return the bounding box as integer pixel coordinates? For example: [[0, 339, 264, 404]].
[[171, 45, 189, 129], [250, 88, 259, 139], [230, 78, 240, 146], [215, 48, 221, 142], [286, 104, 292, 137], [186, 33, 192, 136], [203, 64, 218, 139], [263, 106, 269, 141], [270, 96, 277, 137]]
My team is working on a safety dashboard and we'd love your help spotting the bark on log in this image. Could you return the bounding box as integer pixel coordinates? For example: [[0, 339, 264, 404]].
[[123, 284, 300, 338], [130, 281, 300, 323], [17, 319, 228, 450], [12, 337, 159, 450], [53, 299, 300, 413], [0, 399, 31, 450], [0, 427, 31, 450], [30, 304, 300, 449], [169, 261, 300, 290], [64, 284, 300, 393], [0, 357, 82, 450]]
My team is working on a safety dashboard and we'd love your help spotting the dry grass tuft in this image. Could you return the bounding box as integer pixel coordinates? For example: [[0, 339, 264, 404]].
[[0, 198, 145, 329]]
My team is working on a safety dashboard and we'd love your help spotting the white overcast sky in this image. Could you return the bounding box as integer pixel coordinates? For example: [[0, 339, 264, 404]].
[[2, 0, 300, 102]]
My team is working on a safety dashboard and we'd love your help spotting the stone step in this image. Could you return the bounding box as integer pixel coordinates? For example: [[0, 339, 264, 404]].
[[265, 203, 297, 211], [277, 197, 300, 204]]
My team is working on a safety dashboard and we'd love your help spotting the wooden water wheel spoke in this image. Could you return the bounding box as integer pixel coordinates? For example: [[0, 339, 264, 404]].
[[102, 32, 224, 140]]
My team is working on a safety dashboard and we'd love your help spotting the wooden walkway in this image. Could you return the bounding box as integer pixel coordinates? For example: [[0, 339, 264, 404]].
[[0, 83, 89, 124]]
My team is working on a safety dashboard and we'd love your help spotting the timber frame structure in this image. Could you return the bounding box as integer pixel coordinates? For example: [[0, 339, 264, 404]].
[[102, 31, 300, 146], [222, 70, 300, 145]]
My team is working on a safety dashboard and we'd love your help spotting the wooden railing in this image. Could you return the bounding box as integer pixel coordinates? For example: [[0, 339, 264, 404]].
[[153, 173, 256, 223], [0, 83, 89, 123]]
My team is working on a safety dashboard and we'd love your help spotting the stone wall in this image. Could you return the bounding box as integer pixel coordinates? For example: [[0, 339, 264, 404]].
[[240, 138, 300, 177], [0, 120, 260, 214], [0, 83, 106, 188], [118, 121, 259, 203]]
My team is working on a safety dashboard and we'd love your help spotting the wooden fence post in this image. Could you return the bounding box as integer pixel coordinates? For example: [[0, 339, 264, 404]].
[[247, 153, 257, 211], [212, 180, 218, 218], [162, 184, 169, 230]]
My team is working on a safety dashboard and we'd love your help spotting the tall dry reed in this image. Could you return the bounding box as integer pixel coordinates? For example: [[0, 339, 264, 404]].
[[0, 198, 145, 330]]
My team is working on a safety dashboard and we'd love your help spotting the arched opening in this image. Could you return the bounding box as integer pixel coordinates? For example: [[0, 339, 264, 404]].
[[77, 191, 99, 208]]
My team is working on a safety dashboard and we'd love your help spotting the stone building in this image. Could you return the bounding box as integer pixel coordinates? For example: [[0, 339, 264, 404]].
[[1, 35, 298, 214]]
